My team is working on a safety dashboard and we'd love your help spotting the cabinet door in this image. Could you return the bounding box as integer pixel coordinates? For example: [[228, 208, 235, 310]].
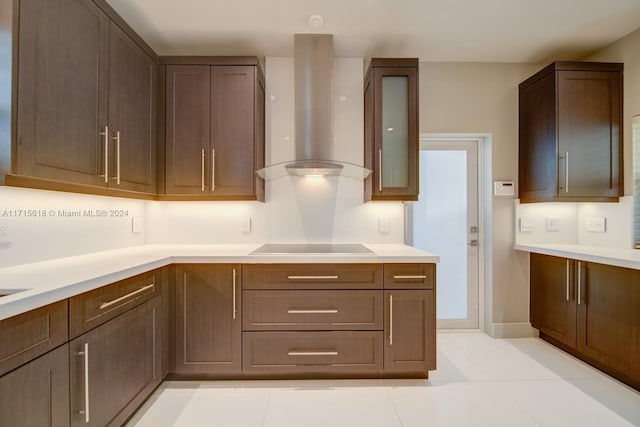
[[384, 290, 435, 373], [557, 71, 622, 198], [107, 22, 157, 194], [16, 0, 109, 186], [371, 66, 418, 201], [518, 72, 556, 201], [70, 297, 162, 427], [577, 262, 640, 382], [210, 66, 256, 198], [173, 264, 241, 374], [530, 254, 576, 348], [0, 344, 69, 427], [165, 65, 211, 195]]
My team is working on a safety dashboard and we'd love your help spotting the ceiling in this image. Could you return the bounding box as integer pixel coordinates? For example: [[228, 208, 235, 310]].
[[105, 0, 640, 63]]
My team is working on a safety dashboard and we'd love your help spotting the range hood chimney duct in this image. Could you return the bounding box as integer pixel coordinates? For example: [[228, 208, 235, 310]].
[[256, 34, 371, 180]]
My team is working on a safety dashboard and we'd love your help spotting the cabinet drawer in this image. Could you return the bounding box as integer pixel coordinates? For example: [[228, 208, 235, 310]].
[[243, 331, 383, 375], [384, 263, 435, 289], [70, 269, 162, 338], [0, 300, 68, 376], [243, 290, 383, 331], [243, 264, 382, 290]]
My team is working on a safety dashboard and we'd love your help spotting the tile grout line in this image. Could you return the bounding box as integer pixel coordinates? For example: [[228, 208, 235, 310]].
[[386, 388, 405, 427]]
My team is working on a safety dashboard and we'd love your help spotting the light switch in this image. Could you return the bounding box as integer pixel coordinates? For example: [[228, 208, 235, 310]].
[[587, 216, 606, 233], [518, 217, 533, 233], [378, 218, 390, 234]]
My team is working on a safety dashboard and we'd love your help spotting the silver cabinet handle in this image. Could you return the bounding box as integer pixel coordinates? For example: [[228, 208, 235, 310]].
[[211, 149, 216, 192], [232, 268, 237, 320], [99, 284, 154, 310], [100, 126, 109, 183], [78, 343, 90, 424], [201, 148, 205, 192], [287, 275, 339, 280], [577, 261, 581, 305], [288, 351, 338, 356], [393, 275, 427, 280], [112, 130, 121, 184], [565, 151, 569, 193], [389, 294, 393, 345], [566, 260, 570, 301], [378, 148, 383, 192], [287, 309, 338, 314]]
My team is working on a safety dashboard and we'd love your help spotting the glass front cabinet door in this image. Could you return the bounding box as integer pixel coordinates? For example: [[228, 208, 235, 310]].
[[364, 58, 419, 201]]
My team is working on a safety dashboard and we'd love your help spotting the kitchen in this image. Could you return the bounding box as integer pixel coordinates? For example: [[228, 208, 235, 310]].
[[1, 0, 640, 426]]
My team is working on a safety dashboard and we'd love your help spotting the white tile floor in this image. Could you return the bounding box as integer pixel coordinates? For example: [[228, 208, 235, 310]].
[[127, 332, 640, 427]]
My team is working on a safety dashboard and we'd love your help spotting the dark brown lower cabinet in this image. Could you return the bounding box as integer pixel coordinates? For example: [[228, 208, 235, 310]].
[[70, 296, 162, 426], [171, 264, 242, 375], [384, 290, 435, 374], [530, 254, 577, 348], [0, 344, 70, 427], [530, 253, 640, 390]]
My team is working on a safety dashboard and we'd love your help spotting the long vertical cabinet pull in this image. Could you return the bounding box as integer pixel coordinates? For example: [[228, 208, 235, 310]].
[[112, 131, 121, 184], [78, 343, 90, 424], [564, 151, 569, 193], [577, 261, 582, 305], [566, 260, 570, 301], [201, 148, 206, 192], [378, 148, 383, 192], [389, 294, 393, 345], [232, 268, 237, 320], [211, 149, 216, 192], [100, 126, 109, 183]]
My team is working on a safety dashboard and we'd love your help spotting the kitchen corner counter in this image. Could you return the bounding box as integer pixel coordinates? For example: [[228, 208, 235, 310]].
[[0, 244, 439, 320], [515, 243, 640, 270]]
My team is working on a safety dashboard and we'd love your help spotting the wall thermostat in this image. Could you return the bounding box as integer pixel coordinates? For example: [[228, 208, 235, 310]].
[[493, 181, 515, 196]]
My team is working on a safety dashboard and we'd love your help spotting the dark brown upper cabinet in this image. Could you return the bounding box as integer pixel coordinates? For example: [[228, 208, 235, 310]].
[[8, 0, 158, 199], [518, 62, 623, 203], [159, 57, 265, 201], [364, 58, 419, 202]]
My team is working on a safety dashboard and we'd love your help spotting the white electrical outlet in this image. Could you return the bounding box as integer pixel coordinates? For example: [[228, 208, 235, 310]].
[[587, 216, 606, 233], [0, 219, 12, 243], [378, 218, 390, 234], [546, 217, 560, 232], [132, 217, 143, 234], [242, 217, 252, 234]]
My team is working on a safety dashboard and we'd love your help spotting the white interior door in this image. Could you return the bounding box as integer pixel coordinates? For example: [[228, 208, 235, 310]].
[[410, 139, 480, 329]]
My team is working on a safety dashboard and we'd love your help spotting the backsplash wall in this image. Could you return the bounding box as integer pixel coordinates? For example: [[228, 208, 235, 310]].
[[515, 196, 633, 249], [0, 186, 146, 268]]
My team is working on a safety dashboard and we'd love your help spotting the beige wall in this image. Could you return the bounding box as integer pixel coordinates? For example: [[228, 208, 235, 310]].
[[418, 62, 542, 331], [586, 26, 640, 196]]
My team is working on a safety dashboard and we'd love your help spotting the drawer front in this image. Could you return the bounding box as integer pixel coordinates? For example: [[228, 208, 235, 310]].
[[243, 264, 382, 290], [0, 300, 68, 376], [70, 269, 162, 338], [243, 290, 383, 331], [384, 263, 435, 289], [243, 331, 383, 374]]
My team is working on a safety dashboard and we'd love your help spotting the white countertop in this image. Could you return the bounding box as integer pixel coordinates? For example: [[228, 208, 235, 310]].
[[0, 244, 439, 321], [515, 243, 640, 270]]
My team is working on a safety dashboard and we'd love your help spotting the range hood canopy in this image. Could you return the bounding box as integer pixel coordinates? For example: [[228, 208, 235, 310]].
[[257, 34, 371, 180]]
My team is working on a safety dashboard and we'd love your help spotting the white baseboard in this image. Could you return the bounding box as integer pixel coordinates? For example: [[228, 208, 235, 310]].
[[490, 322, 537, 338]]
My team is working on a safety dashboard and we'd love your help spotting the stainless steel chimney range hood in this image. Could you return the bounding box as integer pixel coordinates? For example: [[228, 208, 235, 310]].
[[256, 34, 371, 180]]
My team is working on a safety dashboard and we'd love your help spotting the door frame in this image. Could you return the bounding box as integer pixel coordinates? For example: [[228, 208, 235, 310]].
[[405, 134, 486, 331]]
